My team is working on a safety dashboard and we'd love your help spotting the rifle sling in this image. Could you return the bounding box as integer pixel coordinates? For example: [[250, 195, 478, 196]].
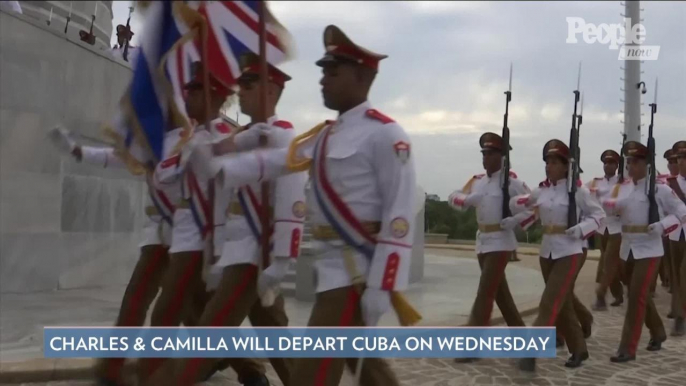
[[668, 178, 686, 205]]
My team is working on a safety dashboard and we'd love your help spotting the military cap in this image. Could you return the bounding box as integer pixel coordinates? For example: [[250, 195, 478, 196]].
[[315, 25, 388, 71]]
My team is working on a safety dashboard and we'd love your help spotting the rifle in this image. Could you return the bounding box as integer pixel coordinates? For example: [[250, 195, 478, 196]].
[[647, 78, 659, 223], [65, 1, 72, 34], [618, 133, 627, 183], [123, 7, 134, 62], [79, 2, 97, 45], [501, 63, 513, 219], [567, 62, 582, 229]]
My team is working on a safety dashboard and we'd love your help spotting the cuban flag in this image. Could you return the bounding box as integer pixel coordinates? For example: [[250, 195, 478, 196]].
[[105, 1, 202, 171], [198, 0, 293, 88]]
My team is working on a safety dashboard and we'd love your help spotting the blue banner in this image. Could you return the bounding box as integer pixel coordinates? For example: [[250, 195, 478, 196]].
[[44, 327, 555, 359]]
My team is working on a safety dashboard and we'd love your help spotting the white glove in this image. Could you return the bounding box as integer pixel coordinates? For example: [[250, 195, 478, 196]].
[[360, 287, 392, 327], [565, 224, 584, 240], [234, 123, 273, 151], [500, 217, 519, 231], [47, 126, 77, 155], [187, 141, 220, 182], [257, 256, 291, 307], [648, 222, 664, 237]]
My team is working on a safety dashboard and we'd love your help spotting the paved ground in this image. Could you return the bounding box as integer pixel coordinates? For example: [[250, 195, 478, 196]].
[[0, 253, 543, 362], [6, 248, 686, 385]]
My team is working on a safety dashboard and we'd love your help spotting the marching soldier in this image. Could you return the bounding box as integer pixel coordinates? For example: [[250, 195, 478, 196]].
[[447, 132, 528, 363], [601, 141, 686, 363], [511, 140, 605, 371], [659, 149, 679, 292], [589, 150, 624, 310], [181, 25, 418, 386], [135, 63, 269, 385], [144, 54, 306, 386], [47, 124, 181, 386], [667, 141, 686, 336]]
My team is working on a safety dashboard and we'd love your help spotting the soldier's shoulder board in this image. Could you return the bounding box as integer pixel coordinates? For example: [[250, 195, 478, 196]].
[[474, 173, 486, 179], [539, 179, 550, 188], [273, 120, 294, 130], [366, 109, 395, 124], [509, 170, 518, 179], [593, 176, 603, 180]]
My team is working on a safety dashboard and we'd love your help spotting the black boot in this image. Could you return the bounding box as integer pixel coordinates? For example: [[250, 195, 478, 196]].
[[203, 359, 232, 381], [592, 297, 608, 311], [518, 358, 536, 372], [96, 379, 121, 386], [240, 373, 270, 386], [610, 297, 623, 307], [564, 352, 589, 368], [646, 337, 666, 351], [671, 317, 685, 337], [610, 352, 636, 363]]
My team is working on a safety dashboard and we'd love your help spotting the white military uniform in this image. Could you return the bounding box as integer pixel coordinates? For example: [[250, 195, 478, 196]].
[[213, 101, 416, 293], [448, 170, 533, 254], [213, 116, 307, 269], [512, 180, 605, 259], [80, 129, 182, 247], [604, 178, 686, 260], [153, 119, 233, 255], [587, 175, 622, 235], [667, 175, 686, 242]]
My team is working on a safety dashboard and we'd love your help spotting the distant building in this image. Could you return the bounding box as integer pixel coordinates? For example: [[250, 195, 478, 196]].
[[426, 194, 440, 202]]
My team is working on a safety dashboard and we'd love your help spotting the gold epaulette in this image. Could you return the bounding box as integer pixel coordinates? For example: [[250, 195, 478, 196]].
[[285, 121, 328, 172], [460, 175, 480, 195], [610, 182, 623, 199]]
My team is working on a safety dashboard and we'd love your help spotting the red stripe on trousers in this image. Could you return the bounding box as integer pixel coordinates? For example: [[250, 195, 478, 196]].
[[483, 252, 510, 326], [628, 258, 658, 355], [179, 265, 258, 385], [147, 252, 203, 377], [106, 246, 167, 381], [314, 288, 361, 386], [546, 255, 579, 326]]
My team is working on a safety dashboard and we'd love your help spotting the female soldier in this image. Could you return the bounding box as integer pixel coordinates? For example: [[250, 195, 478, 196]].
[[511, 139, 605, 371]]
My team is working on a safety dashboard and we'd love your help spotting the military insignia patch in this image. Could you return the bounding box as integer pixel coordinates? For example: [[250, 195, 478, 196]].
[[292, 201, 306, 218], [391, 217, 409, 239], [393, 141, 410, 163]]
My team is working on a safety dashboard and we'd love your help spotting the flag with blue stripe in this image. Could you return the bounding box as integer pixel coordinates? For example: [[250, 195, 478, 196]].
[[104, 1, 203, 173]]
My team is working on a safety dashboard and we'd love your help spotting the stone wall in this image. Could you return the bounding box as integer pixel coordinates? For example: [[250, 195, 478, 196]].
[[0, 10, 142, 293]]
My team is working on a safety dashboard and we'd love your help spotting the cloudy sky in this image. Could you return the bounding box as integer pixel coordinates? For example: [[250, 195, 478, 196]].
[[112, 1, 686, 199]]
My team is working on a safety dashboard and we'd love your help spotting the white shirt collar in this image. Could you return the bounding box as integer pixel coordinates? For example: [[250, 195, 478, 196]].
[[337, 101, 371, 124]]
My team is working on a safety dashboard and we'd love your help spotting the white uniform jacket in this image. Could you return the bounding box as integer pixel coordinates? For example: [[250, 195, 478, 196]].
[[603, 177, 686, 260], [510, 179, 605, 259], [448, 170, 533, 254], [80, 129, 183, 247], [212, 101, 416, 293]]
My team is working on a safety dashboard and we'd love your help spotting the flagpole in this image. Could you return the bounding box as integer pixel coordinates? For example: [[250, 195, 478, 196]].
[[200, 8, 215, 265], [258, 1, 271, 270]]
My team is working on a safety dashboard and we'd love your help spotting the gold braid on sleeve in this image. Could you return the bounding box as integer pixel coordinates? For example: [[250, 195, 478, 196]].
[[285, 121, 328, 172]]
